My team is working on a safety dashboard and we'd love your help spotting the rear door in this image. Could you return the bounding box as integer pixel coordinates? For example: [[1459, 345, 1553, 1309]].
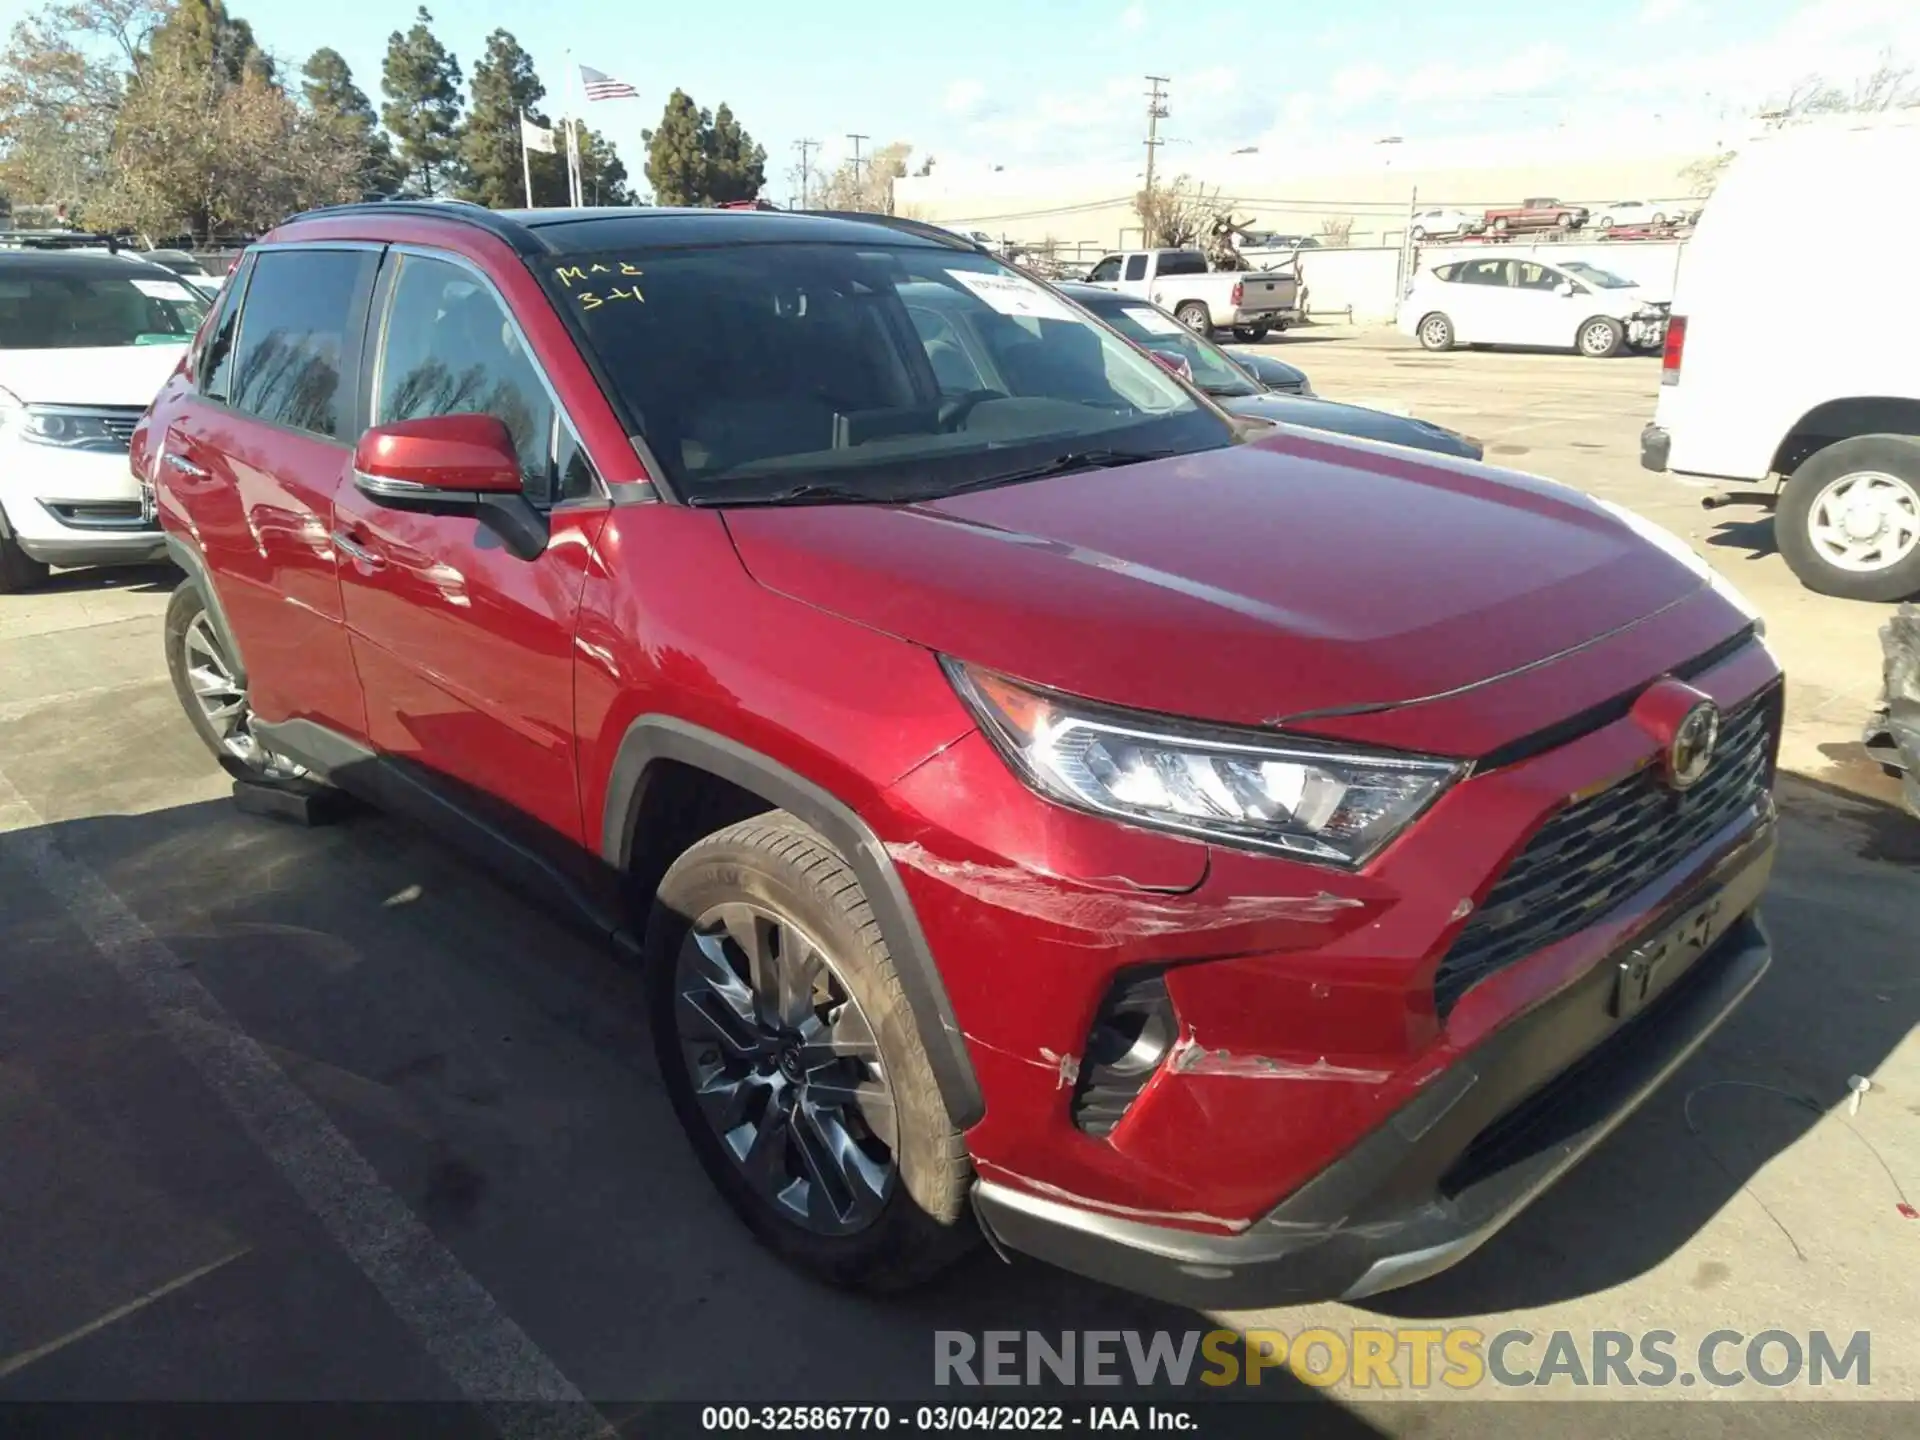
[[1509, 259, 1578, 345], [329, 247, 610, 851], [1447, 257, 1517, 342], [161, 245, 380, 740]]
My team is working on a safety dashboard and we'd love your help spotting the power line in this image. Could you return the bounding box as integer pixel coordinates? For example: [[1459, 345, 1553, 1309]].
[[847, 133, 869, 181], [1143, 76, 1169, 195]]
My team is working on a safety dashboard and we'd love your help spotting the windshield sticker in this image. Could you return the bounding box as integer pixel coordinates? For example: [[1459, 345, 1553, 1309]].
[[1119, 304, 1185, 336], [946, 269, 1076, 322], [555, 261, 645, 309], [131, 277, 195, 301]]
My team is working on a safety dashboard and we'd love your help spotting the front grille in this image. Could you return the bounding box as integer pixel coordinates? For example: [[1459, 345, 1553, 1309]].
[[1432, 684, 1780, 1016], [44, 499, 149, 530], [98, 414, 140, 447]]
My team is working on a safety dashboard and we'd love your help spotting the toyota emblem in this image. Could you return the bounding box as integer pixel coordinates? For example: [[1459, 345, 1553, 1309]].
[[1665, 700, 1720, 791]]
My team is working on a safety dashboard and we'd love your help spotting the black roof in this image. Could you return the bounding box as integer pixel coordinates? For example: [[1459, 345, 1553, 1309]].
[[1056, 281, 1131, 305], [0, 247, 171, 274], [279, 201, 970, 257]]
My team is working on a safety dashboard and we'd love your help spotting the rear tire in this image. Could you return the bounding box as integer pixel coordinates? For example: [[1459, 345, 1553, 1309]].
[[0, 506, 51, 593], [1174, 301, 1211, 334], [1775, 435, 1920, 602], [1577, 316, 1624, 357], [1417, 312, 1455, 351], [646, 813, 976, 1292], [164, 580, 312, 786], [1232, 325, 1270, 342]]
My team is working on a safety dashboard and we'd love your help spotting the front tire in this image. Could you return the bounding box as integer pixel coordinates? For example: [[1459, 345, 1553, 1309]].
[[0, 506, 51, 593], [1174, 301, 1211, 334], [1577, 316, 1625, 357], [1417, 312, 1455, 351], [164, 580, 310, 785], [1776, 435, 1920, 601], [646, 814, 976, 1292], [1232, 325, 1270, 342]]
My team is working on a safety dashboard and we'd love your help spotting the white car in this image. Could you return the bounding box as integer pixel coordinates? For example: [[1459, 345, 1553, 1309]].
[[1593, 200, 1673, 230], [1407, 208, 1482, 240], [1398, 254, 1668, 359], [144, 248, 227, 294], [0, 249, 208, 590]]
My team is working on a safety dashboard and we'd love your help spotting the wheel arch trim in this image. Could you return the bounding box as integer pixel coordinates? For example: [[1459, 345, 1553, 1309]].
[[601, 714, 986, 1129], [165, 533, 248, 685]]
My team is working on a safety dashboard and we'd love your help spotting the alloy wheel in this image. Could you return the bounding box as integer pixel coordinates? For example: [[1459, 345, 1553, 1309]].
[[672, 901, 898, 1236], [181, 612, 304, 778], [1807, 470, 1920, 573]]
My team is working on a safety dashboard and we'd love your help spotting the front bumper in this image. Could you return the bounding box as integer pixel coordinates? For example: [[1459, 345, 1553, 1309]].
[[0, 436, 168, 569], [15, 530, 171, 568], [1640, 422, 1671, 473], [975, 823, 1774, 1307]]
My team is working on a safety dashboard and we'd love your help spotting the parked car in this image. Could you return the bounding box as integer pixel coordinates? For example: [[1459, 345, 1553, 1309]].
[[143, 248, 226, 293], [1594, 201, 1672, 230], [1643, 117, 1920, 602], [1863, 604, 1918, 816], [1408, 208, 1483, 241], [1220, 347, 1311, 393], [1481, 198, 1588, 234], [1057, 283, 1484, 460], [139, 201, 1780, 1308], [1400, 255, 1668, 358], [1083, 247, 1299, 340], [0, 248, 206, 590]]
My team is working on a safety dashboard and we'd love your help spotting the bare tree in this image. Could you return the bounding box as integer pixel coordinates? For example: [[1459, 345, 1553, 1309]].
[[1317, 215, 1355, 247], [1134, 174, 1218, 248], [1684, 50, 1918, 196], [815, 140, 913, 213]]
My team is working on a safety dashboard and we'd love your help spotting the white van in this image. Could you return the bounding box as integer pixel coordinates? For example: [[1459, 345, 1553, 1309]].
[[1642, 115, 1920, 601]]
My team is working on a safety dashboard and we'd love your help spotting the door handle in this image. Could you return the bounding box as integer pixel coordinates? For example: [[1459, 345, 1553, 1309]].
[[164, 452, 210, 478], [332, 529, 386, 568]]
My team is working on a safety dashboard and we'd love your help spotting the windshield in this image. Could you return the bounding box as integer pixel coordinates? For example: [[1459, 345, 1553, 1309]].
[[1559, 262, 1637, 290], [1084, 297, 1260, 397], [0, 268, 209, 349], [549, 243, 1229, 503]]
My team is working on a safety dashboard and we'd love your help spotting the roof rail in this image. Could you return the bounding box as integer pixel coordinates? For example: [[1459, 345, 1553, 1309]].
[[792, 210, 977, 250], [0, 230, 133, 253], [275, 200, 549, 256]]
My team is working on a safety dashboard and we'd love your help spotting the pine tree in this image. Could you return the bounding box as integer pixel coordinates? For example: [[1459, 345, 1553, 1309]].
[[302, 48, 402, 200], [705, 103, 765, 204], [379, 7, 462, 196], [642, 90, 764, 206], [144, 0, 273, 86], [456, 30, 559, 208]]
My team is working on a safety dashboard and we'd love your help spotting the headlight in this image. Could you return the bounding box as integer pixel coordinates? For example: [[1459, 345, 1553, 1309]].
[[17, 408, 125, 450], [943, 660, 1464, 867], [1590, 496, 1765, 636]]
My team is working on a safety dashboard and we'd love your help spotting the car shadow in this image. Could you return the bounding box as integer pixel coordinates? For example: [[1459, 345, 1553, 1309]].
[[35, 562, 178, 596], [1353, 773, 1917, 1317], [1700, 512, 1780, 561], [0, 793, 1383, 1427]]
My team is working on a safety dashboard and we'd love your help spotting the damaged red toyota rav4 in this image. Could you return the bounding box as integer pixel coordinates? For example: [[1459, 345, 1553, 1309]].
[[134, 203, 1780, 1305]]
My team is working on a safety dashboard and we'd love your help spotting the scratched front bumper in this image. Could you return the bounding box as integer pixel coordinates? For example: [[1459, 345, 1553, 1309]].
[[973, 833, 1773, 1308]]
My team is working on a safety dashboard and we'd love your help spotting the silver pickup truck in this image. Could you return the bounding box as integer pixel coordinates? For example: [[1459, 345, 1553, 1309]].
[[1083, 247, 1300, 340]]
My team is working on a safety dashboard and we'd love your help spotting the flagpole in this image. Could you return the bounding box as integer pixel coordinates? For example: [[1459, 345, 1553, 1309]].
[[565, 50, 584, 207], [520, 109, 535, 208]]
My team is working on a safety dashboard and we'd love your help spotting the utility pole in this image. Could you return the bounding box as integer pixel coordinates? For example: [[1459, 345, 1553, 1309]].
[[1143, 75, 1170, 196], [847, 133, 868, 178], [793, 138, 819, 207]]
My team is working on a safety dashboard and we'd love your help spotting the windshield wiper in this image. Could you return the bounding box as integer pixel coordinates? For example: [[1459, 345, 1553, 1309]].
[[938, 448, 1176, 497], [687, 481, 899, 508]]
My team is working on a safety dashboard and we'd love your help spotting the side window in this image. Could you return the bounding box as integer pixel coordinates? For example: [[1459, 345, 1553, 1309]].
[[550, 420, 600, 506], [229, 248, 376, 438], [1157, 251, 1208, 277], [375, 253, 554, 492], [197, 255, 251, 402], [1458, 259, 1507, 286], [1123, 254, 1148, 282], [1514, 263, 1560, 292], [1432, 264, 1458, 282], [1086, 256, 1122, 283]]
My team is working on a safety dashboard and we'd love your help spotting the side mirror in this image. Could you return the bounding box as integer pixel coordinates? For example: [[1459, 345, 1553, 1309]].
[[352, 414, 548, 561], [1148, 349, 1194, 381], [1555, 280, 1576, 296]]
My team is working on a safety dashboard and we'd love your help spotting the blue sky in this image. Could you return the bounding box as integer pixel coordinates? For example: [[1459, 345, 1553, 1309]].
[[6, 0, 1916, 196]]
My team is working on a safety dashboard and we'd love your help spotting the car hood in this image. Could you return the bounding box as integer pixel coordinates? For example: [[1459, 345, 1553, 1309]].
[[1218, 391, 1482, 459], [723, 431, 1720, 747], [0, 343, 187, 406]]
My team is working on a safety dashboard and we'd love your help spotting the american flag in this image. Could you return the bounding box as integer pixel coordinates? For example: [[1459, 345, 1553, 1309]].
[[579, 65, 638, 101]]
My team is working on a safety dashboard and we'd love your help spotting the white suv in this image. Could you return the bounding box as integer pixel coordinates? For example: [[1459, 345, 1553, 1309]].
[[0, 249, 208, 591]]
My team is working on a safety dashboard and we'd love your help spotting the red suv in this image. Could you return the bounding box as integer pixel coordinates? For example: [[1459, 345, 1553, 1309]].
[[135, 202, 1781, 1304]]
